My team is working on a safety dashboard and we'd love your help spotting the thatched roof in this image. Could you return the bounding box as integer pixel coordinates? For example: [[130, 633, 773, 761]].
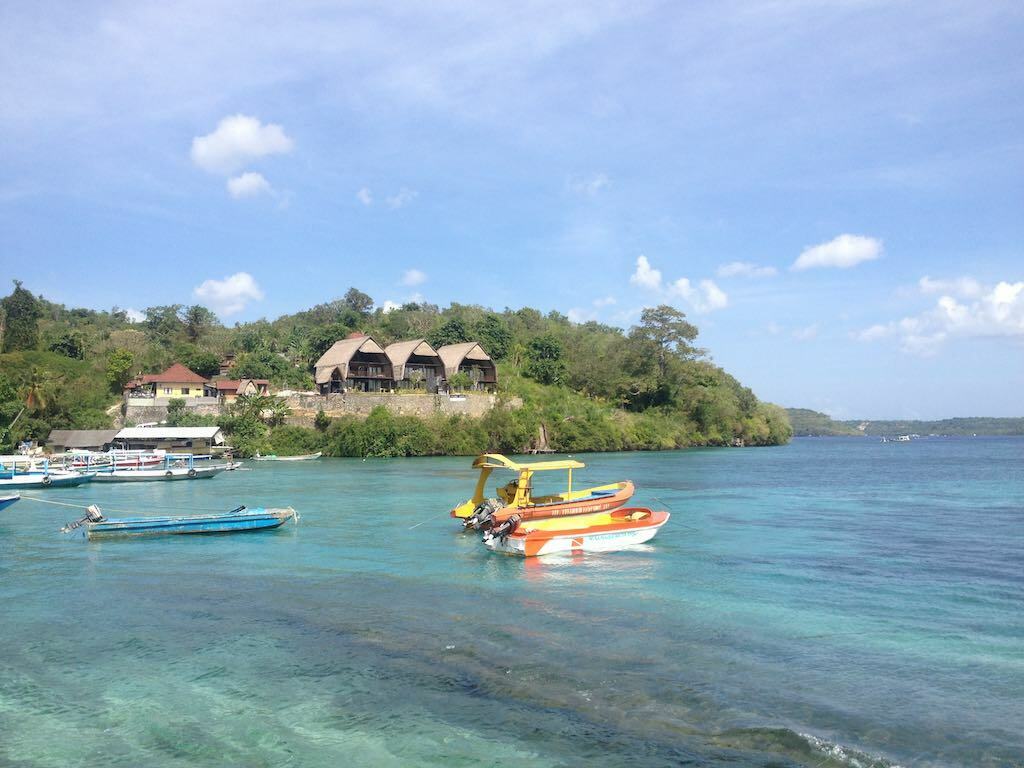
[[437, 342, 493, 377], [385, 339, 441, 380], [314, 335, 388, 384]]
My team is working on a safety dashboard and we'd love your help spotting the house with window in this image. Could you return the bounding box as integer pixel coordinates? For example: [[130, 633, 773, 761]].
[[437, 342, 498, 392], [210, 378, 271, 404], [384, 339, 445, 392], [124, 363, 210, 401], [314, 334, 395, 394]]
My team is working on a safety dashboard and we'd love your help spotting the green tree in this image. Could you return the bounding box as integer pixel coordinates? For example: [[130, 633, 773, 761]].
[[633, 305, 701, 378], [343, 287, 374, 315], [175, 345, 220, 378], [523, 334, 566, 385], [183, 305, 219, 342], [474, 313, 512, 360], [48, 331, 86, 360], [1, 281, 43, 352], [314, 409, 331, 432], [105, 349, 135, 392], [428, 317, 470, 348], [449, 371, 472, 392], [143, 305, 185, 346]]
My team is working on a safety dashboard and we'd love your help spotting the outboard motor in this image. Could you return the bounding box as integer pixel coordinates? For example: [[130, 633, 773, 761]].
[[483, 513, 522, 545], [61, 505, 106, 533], [464, 498, 504, 530]]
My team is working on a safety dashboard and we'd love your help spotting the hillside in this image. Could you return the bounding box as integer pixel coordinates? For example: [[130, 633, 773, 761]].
[[0, 282, 792, 455], [785, 409, 862, 436], [843, 418, 1024, 437]]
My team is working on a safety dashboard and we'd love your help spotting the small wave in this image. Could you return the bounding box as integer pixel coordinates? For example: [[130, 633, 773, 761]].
[[799, 732, 903, 768]]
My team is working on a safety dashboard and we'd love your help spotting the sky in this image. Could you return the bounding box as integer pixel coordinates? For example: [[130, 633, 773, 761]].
[[1, 1, 1022, 419]]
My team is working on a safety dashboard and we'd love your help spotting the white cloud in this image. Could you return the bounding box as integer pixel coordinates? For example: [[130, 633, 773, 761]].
[[856, 279, 1024, 354], [791, 323, 819, 341], [386, 187, 418, 209], [401, 268, 427, 287], [193, 272, 265, 316], [630, 255, 663, 290], [630, 255, 728, 313], [357, 187, 373, 206], [568, 172, 610, 196], [567, 308, 592, 324], [190, 115, 293, 175], [669, 277, 729, 313], [381, 300, 401, 313], [792, 234, 883, 271], [594, 296, 616, 307], [918, 275, 983, 298], [124, 308, 145, 323], [227, 171, 272, 198], [717, 261, 778, 278]]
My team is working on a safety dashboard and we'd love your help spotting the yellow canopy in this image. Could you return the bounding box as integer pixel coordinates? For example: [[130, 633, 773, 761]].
[[471, 453, 585, 472]]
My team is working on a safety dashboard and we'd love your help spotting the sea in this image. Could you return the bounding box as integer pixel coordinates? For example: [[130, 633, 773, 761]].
[[1, 437, 1021, 767]]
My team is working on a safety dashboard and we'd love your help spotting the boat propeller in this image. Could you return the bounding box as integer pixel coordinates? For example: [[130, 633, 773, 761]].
[[61, 504, 106, 533]]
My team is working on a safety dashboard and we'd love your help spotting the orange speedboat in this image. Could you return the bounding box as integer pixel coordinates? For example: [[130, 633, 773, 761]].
[[450, 454, 634, 530], [483, 507, 670, 557]]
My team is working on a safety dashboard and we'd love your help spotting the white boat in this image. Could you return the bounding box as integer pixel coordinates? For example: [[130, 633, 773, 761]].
[[0, 470, 95, 489], [252, 451, 322, 462], [90, 463, 237, 483], [483, 507, 670, 557]]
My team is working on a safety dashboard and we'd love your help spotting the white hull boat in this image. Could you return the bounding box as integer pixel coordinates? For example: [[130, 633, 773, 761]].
[[90, 463, 237, 483]]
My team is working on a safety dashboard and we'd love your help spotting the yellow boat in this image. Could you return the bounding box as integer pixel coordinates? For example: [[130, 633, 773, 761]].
[[450, 453, 634, 529]]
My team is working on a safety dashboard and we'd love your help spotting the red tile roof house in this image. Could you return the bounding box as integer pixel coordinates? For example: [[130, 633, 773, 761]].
[[123, 363, 218, 405]]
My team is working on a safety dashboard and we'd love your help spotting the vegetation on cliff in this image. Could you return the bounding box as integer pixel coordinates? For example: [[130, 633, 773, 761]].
[[0, 280, 792, 454]]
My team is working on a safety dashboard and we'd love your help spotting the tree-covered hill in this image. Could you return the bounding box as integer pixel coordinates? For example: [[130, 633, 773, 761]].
[[785, 409, 862, 436], [0, 281, 792, 455]]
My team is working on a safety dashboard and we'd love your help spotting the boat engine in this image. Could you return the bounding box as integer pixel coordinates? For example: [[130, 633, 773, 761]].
[[482, 513, 521, 544], [464, 498, 504, 530], [61, 505, 106, 533]]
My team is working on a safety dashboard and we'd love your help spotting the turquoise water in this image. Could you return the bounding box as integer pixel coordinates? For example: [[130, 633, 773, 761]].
[[1, 437, 1022, 767]]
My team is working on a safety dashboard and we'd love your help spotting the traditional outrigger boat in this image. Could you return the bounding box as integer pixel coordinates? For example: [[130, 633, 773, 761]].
[[451, 454, 634, 530], [0, 493, 20, 511], [483, 507, 670, 557], [89, 454, 238, 483], [252, 451, 322, 461], [61, 505, 297, 538], [0, 459, 95, 489]]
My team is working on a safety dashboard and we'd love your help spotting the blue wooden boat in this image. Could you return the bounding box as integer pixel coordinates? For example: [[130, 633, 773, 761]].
[[0, 493, 20, 511], [61, 505, 297, 539]]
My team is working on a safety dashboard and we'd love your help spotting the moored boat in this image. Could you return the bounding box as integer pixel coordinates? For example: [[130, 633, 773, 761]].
[[483, 506, 670, 557], [0, 493, 20, 511], [88, 453, 238, 482], [451, 453, 633, 530], [0, 461, 95, 489], [252, 451, 322, 461], [61, 504, 297, 538]]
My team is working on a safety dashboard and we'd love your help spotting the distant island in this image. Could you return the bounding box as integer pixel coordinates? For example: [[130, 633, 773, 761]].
[[787, 409, 1024, 437]]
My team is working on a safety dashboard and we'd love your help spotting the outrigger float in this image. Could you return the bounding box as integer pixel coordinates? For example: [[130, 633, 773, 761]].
[[451, 454, 634, 530], [61, 505, 297, 538], [483, 507, 670, 557]]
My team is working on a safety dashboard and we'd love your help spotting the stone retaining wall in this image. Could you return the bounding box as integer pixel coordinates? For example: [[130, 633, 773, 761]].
[[283, 392, 519, 427], [118, 392, 520, 428], [120, 402, 223, 428]]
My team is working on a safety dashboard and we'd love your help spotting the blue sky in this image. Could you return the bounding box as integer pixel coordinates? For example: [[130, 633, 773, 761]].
[[1, 1, 1022, 418]]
